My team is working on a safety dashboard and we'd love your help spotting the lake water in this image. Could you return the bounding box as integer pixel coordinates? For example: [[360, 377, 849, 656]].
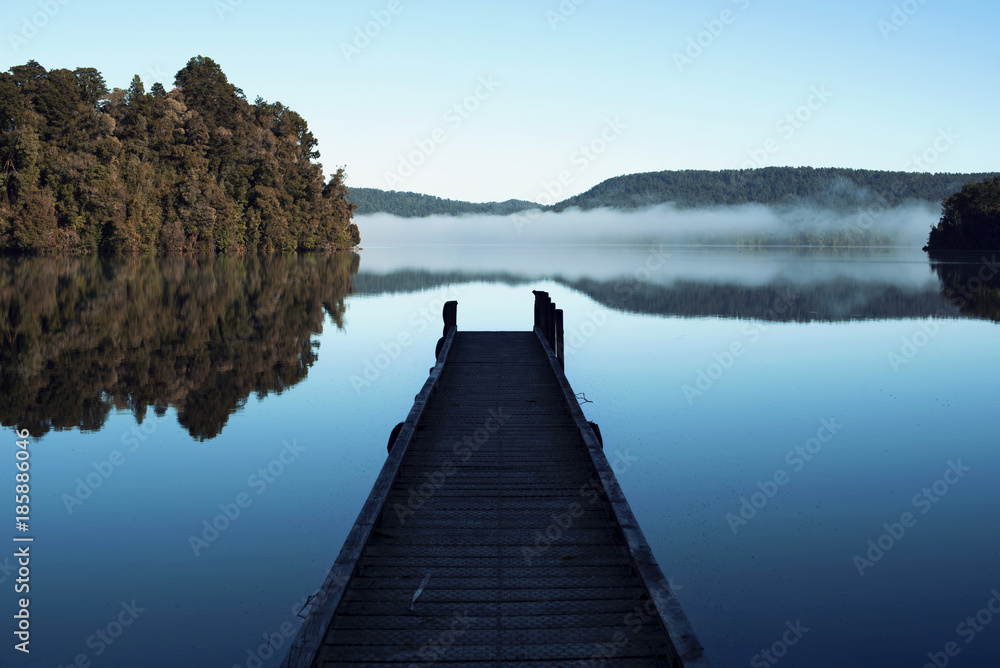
[[2, 232, 998, 667]]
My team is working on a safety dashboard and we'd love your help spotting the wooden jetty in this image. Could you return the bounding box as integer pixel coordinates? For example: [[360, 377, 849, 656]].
[[281, 292, 711, 667]]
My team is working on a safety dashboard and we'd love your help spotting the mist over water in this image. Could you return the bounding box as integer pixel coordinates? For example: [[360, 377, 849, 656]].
[[358, 202, 938, 249], [356, 204, 942, 289]]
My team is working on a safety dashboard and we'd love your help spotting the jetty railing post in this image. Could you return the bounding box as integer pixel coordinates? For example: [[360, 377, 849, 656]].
[[436, 300, 458, 360], [532, 290, 551, 344], [442, 300, 457, 336], [554, 308, 564, 369], [542, 293, 551, 340], [532, 290, 544, 331], [532, 291, 564, 368], [547, 301, 556, 352]]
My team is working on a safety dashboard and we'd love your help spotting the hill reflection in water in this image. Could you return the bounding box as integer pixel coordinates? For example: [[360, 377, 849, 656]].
[[353, 246, 999, 322]]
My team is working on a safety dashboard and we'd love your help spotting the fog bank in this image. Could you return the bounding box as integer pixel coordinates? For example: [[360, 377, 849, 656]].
[[357, 202, 939, 249]]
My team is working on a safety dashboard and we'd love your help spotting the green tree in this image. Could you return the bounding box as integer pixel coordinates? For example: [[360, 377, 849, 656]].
[[173, 55, 241, 130], [926, 176, 1000, 251], [73, 67, 109, 106]]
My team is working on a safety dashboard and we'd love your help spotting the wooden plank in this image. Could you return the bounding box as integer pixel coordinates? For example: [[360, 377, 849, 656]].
[[343, 575, 648, 591], [320, 639, 675, 663], [340, 586, 650, 604], [321, 661, 672, 668], [352, 565, 638, 580], [329, 610, 667, 631], [321, 661, 675, 668], [332, 597, 670, 618]]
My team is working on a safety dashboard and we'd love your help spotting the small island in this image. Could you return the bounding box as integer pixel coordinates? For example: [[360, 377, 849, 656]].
[[0, 57, 359, 254], [925, 176, 1000, 251]]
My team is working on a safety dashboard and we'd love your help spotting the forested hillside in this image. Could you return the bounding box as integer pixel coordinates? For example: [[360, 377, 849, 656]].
[[352, 168, 996, 218], [349, 187, 537, 217], [0, 57, 359, 254], [552, 167, 997, 212]]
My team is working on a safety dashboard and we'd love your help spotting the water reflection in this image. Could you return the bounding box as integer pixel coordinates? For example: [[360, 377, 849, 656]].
[[353, 248, 969, 322], [3, 248, 993, 442], [0, 253, 358, 440], [929, 252, 1000, 322]]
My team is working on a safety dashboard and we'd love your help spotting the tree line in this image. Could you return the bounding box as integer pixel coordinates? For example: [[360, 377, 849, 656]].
[[0, 56, 359, 254], [351, 168, 997, 218], [348, 187, 536, 217], [552, 167, 998, 212]]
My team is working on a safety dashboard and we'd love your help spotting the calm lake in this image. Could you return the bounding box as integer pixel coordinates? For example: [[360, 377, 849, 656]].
[[3, 220, 999, 667]]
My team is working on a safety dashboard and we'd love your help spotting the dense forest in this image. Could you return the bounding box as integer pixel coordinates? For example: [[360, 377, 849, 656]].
[[349, 187, 536, 217], [552, 168, 998, 212], [352, 168, 996, 218], [0, 57, 359, 254], [925, 176, 1000, 251], [0, 253, 358, 439]]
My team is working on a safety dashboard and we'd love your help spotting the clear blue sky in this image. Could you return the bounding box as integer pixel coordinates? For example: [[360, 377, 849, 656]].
[[3, 0, 996, 202]]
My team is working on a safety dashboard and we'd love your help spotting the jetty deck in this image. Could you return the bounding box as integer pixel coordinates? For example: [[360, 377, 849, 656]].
[[282, 295, 710, 667]]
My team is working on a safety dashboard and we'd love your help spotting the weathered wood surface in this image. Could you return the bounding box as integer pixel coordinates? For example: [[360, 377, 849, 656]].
[[283, 329, 710, 667], [279, 326, 457, 668]]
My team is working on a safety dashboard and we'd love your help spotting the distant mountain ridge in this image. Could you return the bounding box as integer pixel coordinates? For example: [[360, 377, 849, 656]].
[[348, 187, 538, 217], [351, 167, 998, 217]]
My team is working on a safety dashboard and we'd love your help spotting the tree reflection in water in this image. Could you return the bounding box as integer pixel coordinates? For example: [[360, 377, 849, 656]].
[[0, 253, 358, 440]]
